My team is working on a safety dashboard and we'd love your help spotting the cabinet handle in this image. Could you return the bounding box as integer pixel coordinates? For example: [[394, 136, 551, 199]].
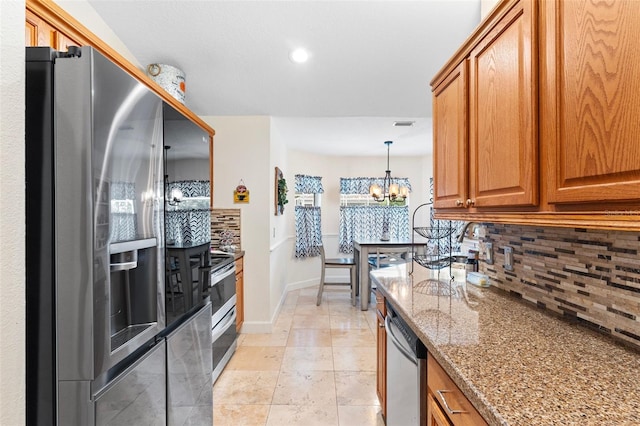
[[465, 198, 475, 207], [436, 390, 467, 415], [455, 200, 464, 207]]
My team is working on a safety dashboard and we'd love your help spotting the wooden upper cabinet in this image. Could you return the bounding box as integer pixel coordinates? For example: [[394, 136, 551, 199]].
[[468, 0, 537, 208], [25, 9, 81, 49], [433, 61, 468, 209], [542, 0, 640, 204]]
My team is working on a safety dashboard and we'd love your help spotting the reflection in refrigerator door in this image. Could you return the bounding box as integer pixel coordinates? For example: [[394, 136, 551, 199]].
[[94, 340, 167, 425], [166, 302, 213, 425]]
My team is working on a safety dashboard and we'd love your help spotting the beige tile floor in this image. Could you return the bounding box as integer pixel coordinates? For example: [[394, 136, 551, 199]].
[[213, 286, 385, 426]]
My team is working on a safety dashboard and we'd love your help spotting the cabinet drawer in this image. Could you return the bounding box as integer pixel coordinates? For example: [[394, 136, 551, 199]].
[[427, 354, 487, 426]]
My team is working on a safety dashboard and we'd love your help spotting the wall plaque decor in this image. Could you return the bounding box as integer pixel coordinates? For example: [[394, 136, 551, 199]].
[[234, 180, 250, 203]]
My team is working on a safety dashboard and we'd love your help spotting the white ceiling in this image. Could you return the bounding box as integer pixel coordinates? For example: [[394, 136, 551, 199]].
[[86, 0, 480, 156]]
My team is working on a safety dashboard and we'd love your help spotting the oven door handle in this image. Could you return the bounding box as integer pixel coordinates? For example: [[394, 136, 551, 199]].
[[211, 265, 236, 286], [212, 308, 237, 342]]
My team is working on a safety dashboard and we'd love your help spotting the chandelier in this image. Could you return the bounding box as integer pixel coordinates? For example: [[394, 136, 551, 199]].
[[369, 141, 408, 202]]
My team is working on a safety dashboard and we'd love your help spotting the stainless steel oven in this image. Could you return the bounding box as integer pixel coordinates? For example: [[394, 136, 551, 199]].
[[209, 254, 238, 382]]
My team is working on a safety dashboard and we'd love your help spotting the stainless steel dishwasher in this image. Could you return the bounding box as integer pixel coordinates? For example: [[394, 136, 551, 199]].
[[385, 301, 427, 426]]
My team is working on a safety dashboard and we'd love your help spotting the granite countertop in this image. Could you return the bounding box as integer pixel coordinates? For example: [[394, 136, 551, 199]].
[[371, 264, 640, 426]]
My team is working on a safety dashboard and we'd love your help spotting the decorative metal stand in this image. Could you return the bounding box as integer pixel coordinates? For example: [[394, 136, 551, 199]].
[[410, 202, 455, 278]]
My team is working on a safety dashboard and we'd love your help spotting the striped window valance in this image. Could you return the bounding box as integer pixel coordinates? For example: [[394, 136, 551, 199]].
[[111, 181, 136, 200], [168, 180, 210, 198], [339, 177, 412, 195], [295, 174, 324, 194]]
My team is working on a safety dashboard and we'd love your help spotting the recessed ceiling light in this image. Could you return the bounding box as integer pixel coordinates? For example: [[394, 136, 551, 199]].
[[289, 48, 309, 64], [393, 121, 415, 127]]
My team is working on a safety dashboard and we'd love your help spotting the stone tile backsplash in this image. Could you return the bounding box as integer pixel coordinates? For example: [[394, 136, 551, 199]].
[[480, 224, 640, 348], [210, 208, 241, 251]]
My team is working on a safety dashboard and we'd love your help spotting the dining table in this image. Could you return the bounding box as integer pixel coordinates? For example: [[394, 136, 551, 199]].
[[353, 238, 423, 310]]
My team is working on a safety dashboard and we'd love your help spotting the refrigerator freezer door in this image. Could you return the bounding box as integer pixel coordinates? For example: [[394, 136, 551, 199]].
[[166, 302, 213, 425], [53, 46, 165, 382], [93, 340, 166, 425]]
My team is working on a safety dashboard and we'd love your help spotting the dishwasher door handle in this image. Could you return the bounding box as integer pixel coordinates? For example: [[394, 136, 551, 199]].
[[385, 315, 417, 366]]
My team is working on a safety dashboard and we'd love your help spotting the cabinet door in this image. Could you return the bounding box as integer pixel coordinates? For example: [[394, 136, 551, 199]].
[[57, 33, 80, 51], [235, 270, 243, 332], [427, 392, 453, 426], [427, 354, 488, 426], [25, 16, 37, 47], [26, 9, 54, 47], [433, 60, 468, 209], [376, 310, 386, 418], [543, 0, 640, 204], [468, 0, 538, 208], [25, 9, 81, 49], [375, 290, 387, 419], [235, 257, 244, 333]]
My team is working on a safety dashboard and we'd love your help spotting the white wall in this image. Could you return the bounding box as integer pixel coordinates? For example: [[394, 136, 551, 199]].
[[169, 158, 209, 181], [269, 118, 292, 320], [203, 115, 274, 332], [481, 0, 501, 18], [0, 2, 26, 423]]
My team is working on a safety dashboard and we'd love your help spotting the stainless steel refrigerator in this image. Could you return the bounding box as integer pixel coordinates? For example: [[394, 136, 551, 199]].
[[26, 46, 212, 426]]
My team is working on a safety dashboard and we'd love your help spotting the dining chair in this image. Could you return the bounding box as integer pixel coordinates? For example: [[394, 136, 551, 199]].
[[316, 245, 357, 306], [370, 246, 410, 269], [166, 261, 184, 314]]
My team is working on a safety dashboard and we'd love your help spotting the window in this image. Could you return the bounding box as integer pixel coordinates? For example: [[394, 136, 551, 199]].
[[338, 177, 412, 253], [295, 193, 319, 207], [340, 193, 408, 207]]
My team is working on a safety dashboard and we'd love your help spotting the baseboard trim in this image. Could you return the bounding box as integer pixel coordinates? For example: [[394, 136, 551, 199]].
[[240, 321, 274, 334]]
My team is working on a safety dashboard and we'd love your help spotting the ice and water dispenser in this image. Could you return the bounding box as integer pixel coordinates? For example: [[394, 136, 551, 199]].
[[109, 238, 160, 353]]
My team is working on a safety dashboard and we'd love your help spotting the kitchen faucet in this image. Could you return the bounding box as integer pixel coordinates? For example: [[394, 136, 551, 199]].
[[456, 221, 477, 243]]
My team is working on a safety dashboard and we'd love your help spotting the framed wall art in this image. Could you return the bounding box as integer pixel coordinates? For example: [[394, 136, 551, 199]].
[[274, 167, 288, 215]]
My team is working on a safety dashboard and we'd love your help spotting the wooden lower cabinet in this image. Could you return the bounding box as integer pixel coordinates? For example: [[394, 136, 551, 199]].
[[235, 256, 244, 333], [375, 289, 387, 420], [427, 354, 487, 426]]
